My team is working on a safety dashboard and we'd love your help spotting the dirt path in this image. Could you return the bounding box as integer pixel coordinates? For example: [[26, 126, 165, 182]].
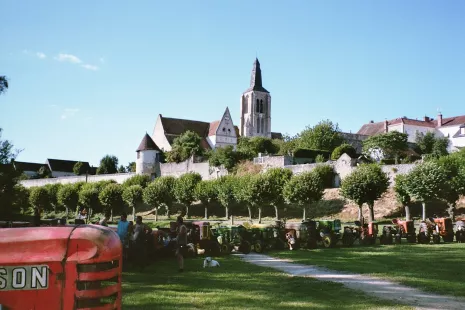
[[239, 253, 465, 310]]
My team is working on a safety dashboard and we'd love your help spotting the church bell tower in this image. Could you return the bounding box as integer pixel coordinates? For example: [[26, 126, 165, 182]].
[[240, 58, 271, 138]]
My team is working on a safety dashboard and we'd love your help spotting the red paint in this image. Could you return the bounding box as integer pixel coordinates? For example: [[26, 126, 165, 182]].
[[0, 225, 122, 310]]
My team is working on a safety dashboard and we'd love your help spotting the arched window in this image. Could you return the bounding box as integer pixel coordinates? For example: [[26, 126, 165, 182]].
[[256, 99, 260, 113], [257, 117, 260, 133]]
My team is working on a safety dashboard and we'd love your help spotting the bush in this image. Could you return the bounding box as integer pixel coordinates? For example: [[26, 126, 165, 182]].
[[293, 148, 331, 161], [312, 165, 335, 188], [315, 154, 325, 163], [331, 143, 357, 160]]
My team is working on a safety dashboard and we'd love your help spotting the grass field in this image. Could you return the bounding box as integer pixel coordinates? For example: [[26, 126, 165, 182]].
[[122, 256, 412, 310], [271, 242, 465, 298]]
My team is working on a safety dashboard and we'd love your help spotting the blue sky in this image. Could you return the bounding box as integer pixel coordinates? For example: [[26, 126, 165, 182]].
[[1, 1, 465, 167]]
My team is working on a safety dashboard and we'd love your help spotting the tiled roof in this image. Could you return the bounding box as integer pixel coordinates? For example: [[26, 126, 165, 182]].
[[13, 161, 47, 172], [46, 159, 91, 173], [357, 121, 386, 136], [160, 116, 210, 137], [136, 133, 160, 152], [271, 132, 283, 140], [208, 121, 220, 136], [439, 115, 465, 127]]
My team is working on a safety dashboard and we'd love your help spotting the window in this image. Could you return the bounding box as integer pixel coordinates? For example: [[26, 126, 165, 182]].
[[259, 99, 264, 113], [137, 152, 140, 159], [257, 117, 260, 133], [256, 99, 260, 113]]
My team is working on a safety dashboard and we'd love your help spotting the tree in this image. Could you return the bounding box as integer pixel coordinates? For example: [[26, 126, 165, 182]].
[[37, 166, 52, 179], [99, 183, 124, 220], [277, 133, 300, 156], [260, 168, 293, 220], [194, 180, 218, 219], [315, 154, 325, 163], [234, 174, 263, 221], [283, 172, 324, 220], [165, 130, 203, 163], [143, 181, 165, 221], [362, 131, 408, 164], [340, 164, 389, 222], [97, 155, 118, 174], [236, 136, 279, 160], [122, 174, 151, 188], [44, 183, 62, 213], [435, 154, 465, 219], [0, 76, 8, 94], [118, 165, 126, 173], [312, 165, 335, 188], [298, 120, 343, 152], [331, 143, 357, 160], [79, 186, 101, 217], [122, 185, 144, 220], [12, 185, 30, 214], [126, 162, 136, 172], [415, 131, 449, 158], [208, 145, 238, 171], [394, 174, 412, 220], [174, 172, 202, 218], [216, 175, 237, 219], [155, 176, 176, 218], [0, 128, 23, 214], [29, 187, 50, 212], [403, 161, 448, 220], [57, 184, 79, 217], [73, 161, 86, 175]]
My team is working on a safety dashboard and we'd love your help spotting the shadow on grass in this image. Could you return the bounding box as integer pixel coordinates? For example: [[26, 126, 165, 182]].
[[122, 256, 408, 310], [272, 243, 465, 298]]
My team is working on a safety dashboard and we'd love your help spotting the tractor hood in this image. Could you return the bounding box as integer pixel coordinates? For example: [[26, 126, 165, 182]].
[[0, 225, 122, 265]]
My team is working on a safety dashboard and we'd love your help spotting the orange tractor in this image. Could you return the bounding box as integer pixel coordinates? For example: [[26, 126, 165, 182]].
[[431, 217, 455, 243], [417, 218, 440, 244], [342, 218, 379, 246], [389, 218, 416, 243], [0, 223, 123, 310]]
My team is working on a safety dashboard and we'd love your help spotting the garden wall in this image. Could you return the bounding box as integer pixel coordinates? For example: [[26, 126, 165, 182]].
[[20, 173, 136, 188]]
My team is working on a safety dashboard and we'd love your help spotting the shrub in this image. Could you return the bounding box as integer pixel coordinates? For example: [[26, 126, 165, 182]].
[[312, 165, 335, 188], [293, 148, 331, 160], [331, 143, 357, 160], [315, 154, 325, 163]]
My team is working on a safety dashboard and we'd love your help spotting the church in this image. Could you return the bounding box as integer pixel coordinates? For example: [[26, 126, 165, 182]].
[[143, 58, 282, 154]]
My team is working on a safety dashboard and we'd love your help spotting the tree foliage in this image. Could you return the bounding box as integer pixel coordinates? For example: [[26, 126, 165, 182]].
[[362, 131, 408, 164], [165, 130, 203, 163], [259, 167, 293, 220], [122, 174, 151, 188], [97, 155, 119, 174], [236, 136, 279, 160], [122, 185, 144, 219], [29, 186, 50, 210], [79, 186, 102, 214], [415, 131, 449, 158], [0, 129, 23, 213], [57, 184, 80, 213], [143, 176, 176, 218], [340, 164, 389, 222], [0, 76, 8, 94], [44, 183, 62, 211], [118, 165, 126, 173], [174, 172, 202, 217], [99, 183, 124, 214], [331, 143, 357, 160], [312, 164, 335, 188], [12, 185, 30, 213], [216, 175, 238, 218], [195, 180, 218, 206], [276, 134, 299, 156], [208, 145, 238, 172], [126, 162, 136, 172], [297, 120, 343, 152], [73, 161, 86, 175]]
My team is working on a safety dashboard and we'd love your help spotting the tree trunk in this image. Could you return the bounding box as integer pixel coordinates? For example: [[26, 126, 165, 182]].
[[225, 207, 229, 219], [258, 207, 262, 224], [65, 206, 69, 218], [274, 205, 279, 220], [54, 205, 57, 213], [204, 207, 208, 219], [132, 207, 136, 222], [185, 205, 189, 219], [358, 205, 363, 222], [448, 203, 456, 221], [155, 207, 158, 222], [368, 203, 375, 223], [302, 207, 306, 221], [421, 202, 426, 221], [231, 214, 234, 225], [110, 208, 113, 222], [247, 206, 252, 221], [166, 206, 170, 219], [404, 205, 411, 221]]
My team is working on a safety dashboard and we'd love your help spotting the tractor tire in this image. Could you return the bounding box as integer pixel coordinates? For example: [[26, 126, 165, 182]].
[[322, 235, 334, 248], [407, 234, 416, 243], [220, 243, 231, 254], [456, 231, 465, 243], [432, 234, 440, 244], [307, 239, 317, 249], [342, 229, 355, 247], [417, 232, 430, 244], [442, 234, 454, 243], [395, 234, 401, 244], [254, 240, 265, 253], [384, 231, 393, 245], [239, 241, 252, 254]]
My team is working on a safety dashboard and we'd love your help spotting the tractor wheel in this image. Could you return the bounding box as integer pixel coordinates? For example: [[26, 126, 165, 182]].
[[322, 235, 334, 248], [432, 234, 440, 244], [342, 229, 355, 247], [395, 234, 401, 244], [220, 243, 231, 254], [254, 240, 264, 253], [417, 232, 430, 244], [456, 231, 465, 243], [307, 239, 317, 249], [239, 241, 252, 254], [407, 234, 416, 243], [443, 234, 454, 243], [384, 231, 393, 245]]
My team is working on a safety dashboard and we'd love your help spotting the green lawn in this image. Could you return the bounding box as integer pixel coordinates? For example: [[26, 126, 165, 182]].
[[122, 256, 411, 310], [271, 243, 465, 298]]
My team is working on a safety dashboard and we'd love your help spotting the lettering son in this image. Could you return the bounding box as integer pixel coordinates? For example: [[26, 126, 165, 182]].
[[0, 265, 49, 291]]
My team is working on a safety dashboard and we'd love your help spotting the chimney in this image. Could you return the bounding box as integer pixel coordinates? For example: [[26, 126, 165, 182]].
[[384, 120, 388, 133], [423, 116, 430, 122], [437, 112, 442, 127]]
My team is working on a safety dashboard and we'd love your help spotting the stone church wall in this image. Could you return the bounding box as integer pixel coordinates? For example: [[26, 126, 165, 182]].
[[159, 157, 228, 180]]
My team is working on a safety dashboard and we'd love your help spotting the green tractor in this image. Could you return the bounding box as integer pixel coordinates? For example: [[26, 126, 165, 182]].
[[248, 222, 287, 253], [213, 224, 252, 254], [284, 220, 318, 250], [315, 219, 342, 248]]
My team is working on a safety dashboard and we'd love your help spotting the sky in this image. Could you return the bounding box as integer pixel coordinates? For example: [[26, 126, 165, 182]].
[[1, 0, 465, 167]]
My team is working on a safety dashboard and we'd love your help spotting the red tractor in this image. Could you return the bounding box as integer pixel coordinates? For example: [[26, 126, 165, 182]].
[[417, 218, 440, 244], [342, 218, 379, 246], [390, 218, 416, 243], [0, 223, 123, 310], [432, 217, 455, 243]]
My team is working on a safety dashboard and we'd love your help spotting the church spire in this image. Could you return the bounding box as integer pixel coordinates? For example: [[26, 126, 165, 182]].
[[247, 58, 269, 93]]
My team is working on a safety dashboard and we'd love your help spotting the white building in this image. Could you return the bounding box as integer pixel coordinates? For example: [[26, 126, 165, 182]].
[[357, 113, 465, 152]]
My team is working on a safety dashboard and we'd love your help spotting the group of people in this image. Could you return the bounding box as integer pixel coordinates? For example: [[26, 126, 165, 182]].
[[113, 213, 188, 272]]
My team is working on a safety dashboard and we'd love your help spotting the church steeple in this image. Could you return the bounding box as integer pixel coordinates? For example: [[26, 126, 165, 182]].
[[246, 58, 269, 93]]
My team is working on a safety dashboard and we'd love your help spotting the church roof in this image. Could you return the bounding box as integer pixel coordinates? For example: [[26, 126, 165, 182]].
[[136, 133, 160, 152], [243, 58, 269, 93], [46, 159, 91, 173], [160, 116, 210, 137]]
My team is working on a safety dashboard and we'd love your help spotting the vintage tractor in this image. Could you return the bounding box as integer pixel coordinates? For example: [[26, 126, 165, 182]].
[[456, 218, 465, 243], [0, 224, 123, 310], [213, 224, 252, 254], [191, 221, 221, 255], [315, 219, 342, 248], [390, 218, 416, 243], [432, 217, 455, 243], [342, 218, 379, 246], [248, 223, 286, 253], [284, 220, 318, 249], [416, 218, 440, 244]]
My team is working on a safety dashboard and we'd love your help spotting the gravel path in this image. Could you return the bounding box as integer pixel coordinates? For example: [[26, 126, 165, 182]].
[[239, 253, 465, 310]]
